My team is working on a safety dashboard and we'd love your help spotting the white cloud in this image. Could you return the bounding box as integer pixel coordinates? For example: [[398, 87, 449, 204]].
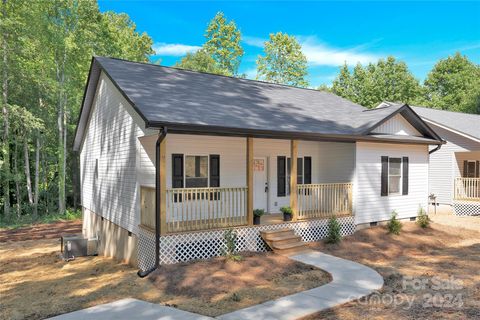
[[153, 42, 202, 56], [243, 35, 266, 48], [299, 36, 380, 67]]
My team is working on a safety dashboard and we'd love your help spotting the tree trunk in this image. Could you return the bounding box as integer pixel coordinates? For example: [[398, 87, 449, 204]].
[[33, 135, 40, 217], [13, 135, 20, 217], [1, 0, 10, 217], [24, 140, 33, 204], [56, 50, 66, 215]]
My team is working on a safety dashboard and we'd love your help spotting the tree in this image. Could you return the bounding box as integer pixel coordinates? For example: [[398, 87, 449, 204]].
[[175, 49, 230, 75], [256, 32, 308, 87], [204, 12, 243, 76], [332, 56, 421, 108], [423, 52, 480, 114]]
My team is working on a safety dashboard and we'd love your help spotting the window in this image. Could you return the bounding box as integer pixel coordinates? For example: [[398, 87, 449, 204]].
[[278, 157, 311, 196], [185, 155, 208, 188], [465, 161, 478, 178], [388, 158, 402, 195]]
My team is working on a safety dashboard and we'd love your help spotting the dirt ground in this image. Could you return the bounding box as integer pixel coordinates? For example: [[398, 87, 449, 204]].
[[0, 239, 329, 319], [303, 218, 480, 320], [0, 219, 82, 242], [149, 252, 331, 316]]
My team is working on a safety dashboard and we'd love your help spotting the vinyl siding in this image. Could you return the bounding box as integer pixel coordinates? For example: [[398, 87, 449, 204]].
[[354, 142, 429, 224], [79, 72, 154, 235], [138, 136, 355, 213], [427, 124, 480, 204], [372, 114, 421, 136]]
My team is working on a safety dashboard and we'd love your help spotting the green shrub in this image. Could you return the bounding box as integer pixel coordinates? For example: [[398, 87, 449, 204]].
[[326, 215, 342, 244], [280, 206, 292, 215], [416, 205, 430, 228], [387, 210, 402, 235], [253, 209, 265, 217], [222, 229, 242, 261]]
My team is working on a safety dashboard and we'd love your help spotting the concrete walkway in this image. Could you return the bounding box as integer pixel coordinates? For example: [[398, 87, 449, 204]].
[[217, 251, 384, 320], [49, 298, 213, 320], [51, 251, 383, 320]]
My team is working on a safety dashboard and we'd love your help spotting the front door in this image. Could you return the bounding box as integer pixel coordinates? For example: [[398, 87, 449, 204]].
[[253, 157, 268, 211]]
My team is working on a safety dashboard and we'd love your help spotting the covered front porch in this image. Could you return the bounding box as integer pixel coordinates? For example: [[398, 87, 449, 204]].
[[452, 151, 480, 216], [138, 134, 354, 235]]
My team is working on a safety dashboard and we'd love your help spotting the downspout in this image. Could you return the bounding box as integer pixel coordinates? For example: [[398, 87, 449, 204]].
[[138, 127, 167, 278], [429, 144, 442, 154]]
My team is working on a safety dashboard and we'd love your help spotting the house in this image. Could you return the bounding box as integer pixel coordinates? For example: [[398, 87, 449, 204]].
[[378, 102, 480, 216], [73, 57, 444, 273]]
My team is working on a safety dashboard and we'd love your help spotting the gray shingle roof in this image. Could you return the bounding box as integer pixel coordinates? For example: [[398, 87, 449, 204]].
[[411, 106, 480, 140], [73, 57, 444, 150]]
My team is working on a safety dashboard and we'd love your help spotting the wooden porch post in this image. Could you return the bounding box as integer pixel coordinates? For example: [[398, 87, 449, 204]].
[[290, 140, 298, 221], [159, 136, 167, 235], [247, 137, 254, 225]]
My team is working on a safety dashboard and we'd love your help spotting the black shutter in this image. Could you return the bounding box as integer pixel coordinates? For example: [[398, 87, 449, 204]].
[[402, 157, 409, 195], [209, 155, 220, 187], [381, 156, 388, 196], [172, 154, 184, 188], [304, 157, 312, 184], [476, 161, 479, 178], [297, 157, 303, 184], [277, 156, 286, 197], [463, 160, 468, 177]]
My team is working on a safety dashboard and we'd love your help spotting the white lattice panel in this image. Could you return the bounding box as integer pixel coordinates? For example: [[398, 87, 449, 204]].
[[137, 216, 355, 270], [453, 201, 480, 216]]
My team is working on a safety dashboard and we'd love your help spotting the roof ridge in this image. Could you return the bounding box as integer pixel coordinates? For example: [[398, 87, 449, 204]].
[[412, 105, 480, 117]]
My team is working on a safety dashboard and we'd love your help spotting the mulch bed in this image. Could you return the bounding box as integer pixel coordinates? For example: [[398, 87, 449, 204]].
[[0, 219, 82, 242]]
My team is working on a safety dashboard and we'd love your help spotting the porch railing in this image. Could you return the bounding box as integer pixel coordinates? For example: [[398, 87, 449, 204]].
[[166, 187, 248, 233], [454, 178, 480, 201], [297, 183, 353, 220]]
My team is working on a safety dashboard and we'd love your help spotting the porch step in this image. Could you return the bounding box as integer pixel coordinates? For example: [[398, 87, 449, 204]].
[[260, 228, 307, 255]]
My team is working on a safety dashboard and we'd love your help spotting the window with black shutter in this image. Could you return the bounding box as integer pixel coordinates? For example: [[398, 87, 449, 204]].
[[304, 157, 312, 184], [209, 155, 220, 200], [402, 157, 409, 195], [172, 154, 184, 188]]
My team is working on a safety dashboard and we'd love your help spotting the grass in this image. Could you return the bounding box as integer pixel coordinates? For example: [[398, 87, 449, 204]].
[[0, 209, 81, 230]]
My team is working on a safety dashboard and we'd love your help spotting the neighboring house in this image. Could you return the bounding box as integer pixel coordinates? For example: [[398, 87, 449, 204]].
[[73, 57, 443, 271], [379, 102, 480, 216]]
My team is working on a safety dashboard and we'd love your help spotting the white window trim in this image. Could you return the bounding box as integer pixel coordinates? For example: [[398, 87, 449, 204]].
[[388, 157, 403, 196], [184, 154, 210, 188]]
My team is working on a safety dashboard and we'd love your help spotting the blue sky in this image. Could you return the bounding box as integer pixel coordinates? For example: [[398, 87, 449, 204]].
[[98, 1, 480, 88]]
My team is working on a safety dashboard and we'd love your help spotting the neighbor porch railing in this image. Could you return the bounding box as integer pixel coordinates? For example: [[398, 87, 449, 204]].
[[297, 183, 353, 220], [165, 187, 248, 233], [454, 178, 480, 201]]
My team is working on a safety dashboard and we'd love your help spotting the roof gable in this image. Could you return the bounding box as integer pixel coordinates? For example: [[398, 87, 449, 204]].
[[372, 113, 421, 136]]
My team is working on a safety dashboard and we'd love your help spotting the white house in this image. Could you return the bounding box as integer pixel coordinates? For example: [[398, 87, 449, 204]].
[[73, 57, 444, 273]]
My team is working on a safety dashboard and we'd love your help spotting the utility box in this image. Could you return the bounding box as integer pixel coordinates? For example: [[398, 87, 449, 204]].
[[61, 234, 98, 260]]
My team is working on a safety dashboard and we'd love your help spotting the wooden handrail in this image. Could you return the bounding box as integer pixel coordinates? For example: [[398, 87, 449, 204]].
[[454, 177, 480, 200], [297, 183, 353, 219]]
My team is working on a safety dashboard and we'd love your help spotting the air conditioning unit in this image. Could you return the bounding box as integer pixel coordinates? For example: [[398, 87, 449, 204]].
[[61, 234, 98, 261]]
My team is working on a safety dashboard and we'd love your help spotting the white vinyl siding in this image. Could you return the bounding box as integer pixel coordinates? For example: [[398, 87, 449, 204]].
[[79, 72, 154, 235], [427, 124, 480, 204], [372, 114, 421, 136], [354, 142, 429, 224]]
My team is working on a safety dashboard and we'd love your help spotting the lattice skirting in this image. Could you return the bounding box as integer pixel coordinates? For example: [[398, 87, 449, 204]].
[[137, 216, 355, 270], [453, 201, 480, 216]]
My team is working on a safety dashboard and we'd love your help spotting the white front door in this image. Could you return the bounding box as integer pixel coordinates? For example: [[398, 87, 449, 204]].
[[253, 157, 268, 211]]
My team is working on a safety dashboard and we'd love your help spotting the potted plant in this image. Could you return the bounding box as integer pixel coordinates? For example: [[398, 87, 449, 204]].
[[253, 209, 265, 225], [280, 206, 293, 221]]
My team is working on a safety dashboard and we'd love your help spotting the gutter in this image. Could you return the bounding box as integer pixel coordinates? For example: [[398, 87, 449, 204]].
[[138, 127, 167, 278], [429, 144, 442, 154]]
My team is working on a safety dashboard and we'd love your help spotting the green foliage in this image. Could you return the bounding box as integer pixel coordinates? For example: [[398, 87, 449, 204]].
[[222, 229, 242, 261], [387, 210, 403, 235], [175, 49, 230, 75], [326, 215, 342, 244], [280, 206, 292, 215], [256, 32, 308, 87], [416, 205, 430, 228], [0, 209, 81, 229], [422, 52, 480, 114], [253, 209, 265, 217], [332, 57, 421, 108], [204, 12, 243, 76]]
